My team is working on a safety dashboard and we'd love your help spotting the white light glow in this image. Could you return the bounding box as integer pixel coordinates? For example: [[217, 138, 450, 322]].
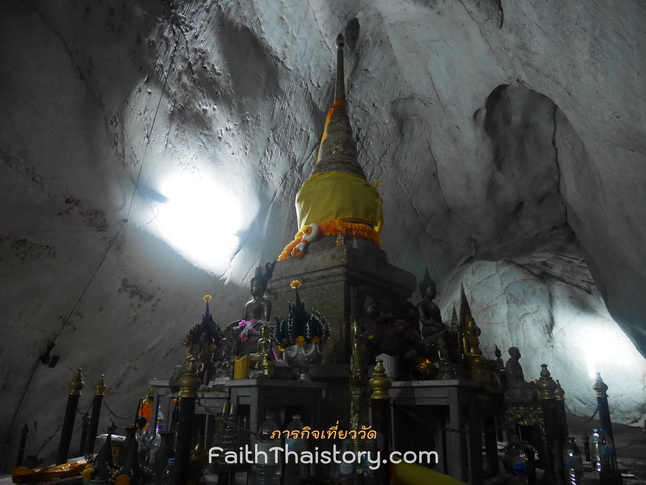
[[583, 323, 638, 379], [155, 174, 243, 274]]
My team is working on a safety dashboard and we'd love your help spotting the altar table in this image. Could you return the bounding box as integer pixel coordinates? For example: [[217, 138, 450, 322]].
[[388, 379, 483, 484], [224, 378, 326, 443]]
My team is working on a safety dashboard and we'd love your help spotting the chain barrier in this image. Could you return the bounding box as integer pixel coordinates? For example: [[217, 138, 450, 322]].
[[195, 399, 221, 418], [102, 399, 137, 421], [564, 402, 599, 423], [76, 400, 93, 416]]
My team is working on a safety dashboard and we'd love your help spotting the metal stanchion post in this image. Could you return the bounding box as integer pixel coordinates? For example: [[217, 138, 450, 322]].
[[86, 375, 107, 455], [56, 369, 84, 465], [174, 359, 201, 485], [369, 359, 392, 485]]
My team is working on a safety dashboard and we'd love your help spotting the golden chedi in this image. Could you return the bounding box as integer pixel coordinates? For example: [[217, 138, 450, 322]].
[[280, 34, 383, 260]]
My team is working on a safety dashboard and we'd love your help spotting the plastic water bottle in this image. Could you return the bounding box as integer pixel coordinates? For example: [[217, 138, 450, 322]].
[[599, 429, 617, 471], [563, 436, 584, 485], [284, 415, 307, 485], [252, 415, 281, 485], [338, 439, 356, 479], [507, 435, 528, 484], [598, 429, 622, 485], [591, 429, 602, 472], [156, 405, 165, 433], [162, 458, 175, 485]]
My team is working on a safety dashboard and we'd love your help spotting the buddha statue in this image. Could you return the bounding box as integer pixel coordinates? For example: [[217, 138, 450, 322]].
[[216, 263, 276, 373], [435, 335, 456, 380], [462, 316, 482, 357], [457, 285, 492, 386], [417, 269, 445, 339], [242, 262, 275, 322]]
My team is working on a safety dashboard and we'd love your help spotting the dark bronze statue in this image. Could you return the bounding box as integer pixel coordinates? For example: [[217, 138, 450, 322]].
[[505, 347, 537, 403], [417, 269, 445, 338], [242, 262, 275, 322]]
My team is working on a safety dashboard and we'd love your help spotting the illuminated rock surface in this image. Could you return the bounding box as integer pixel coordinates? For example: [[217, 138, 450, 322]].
[[1, 0, 645, 465]]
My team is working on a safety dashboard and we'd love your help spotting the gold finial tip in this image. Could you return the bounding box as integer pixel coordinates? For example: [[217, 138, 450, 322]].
[[94, 375, 107, 396], [336, 33, 345, 47], [179, 358, 202, 398], [68, 368, 85, 395], [369, 359, 392, 399], [203, 295, 212, 302], [592, 373, 608, 397]]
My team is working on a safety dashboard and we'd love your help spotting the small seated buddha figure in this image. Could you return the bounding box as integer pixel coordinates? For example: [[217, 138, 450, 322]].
[[417, 269, 446, 339], [462, 315, 490, 385], [436, 335, 456, 380]]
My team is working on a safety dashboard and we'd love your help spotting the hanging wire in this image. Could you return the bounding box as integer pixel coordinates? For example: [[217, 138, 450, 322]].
[[33, 426, 62, 457]]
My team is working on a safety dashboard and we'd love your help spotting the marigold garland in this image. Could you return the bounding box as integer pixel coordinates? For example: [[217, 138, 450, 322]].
[[115, 474, 132, 485], [278, 220, 381, 261], [82, 466, 95, 480]]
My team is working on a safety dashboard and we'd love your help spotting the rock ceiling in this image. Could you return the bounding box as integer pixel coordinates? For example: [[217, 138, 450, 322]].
[[1, 0, 644, 465]]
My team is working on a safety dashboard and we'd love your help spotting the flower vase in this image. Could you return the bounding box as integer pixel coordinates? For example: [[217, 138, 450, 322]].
[[233, 355, 251, 379], [284, 343, 323, 381]]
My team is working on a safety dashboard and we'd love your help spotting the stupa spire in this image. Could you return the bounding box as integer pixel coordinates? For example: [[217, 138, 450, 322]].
[[335, 33, 345, 101], [311, 34, 364, 178]]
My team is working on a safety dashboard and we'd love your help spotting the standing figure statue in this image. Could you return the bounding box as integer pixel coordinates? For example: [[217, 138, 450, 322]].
[[417, 269, 445, 339]]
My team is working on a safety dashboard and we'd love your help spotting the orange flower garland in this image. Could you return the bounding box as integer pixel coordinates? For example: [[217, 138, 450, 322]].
[[278, 219, 381, 261], [115, 474, 132, 485]]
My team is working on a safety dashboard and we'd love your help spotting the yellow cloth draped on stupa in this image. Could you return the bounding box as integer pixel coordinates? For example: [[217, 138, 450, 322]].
[[294, 34, 383, 234], [296, 171, 383, 230]]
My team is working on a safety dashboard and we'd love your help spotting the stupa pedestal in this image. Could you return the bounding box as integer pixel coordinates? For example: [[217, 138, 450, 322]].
[[267, 237, 416, 365]]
